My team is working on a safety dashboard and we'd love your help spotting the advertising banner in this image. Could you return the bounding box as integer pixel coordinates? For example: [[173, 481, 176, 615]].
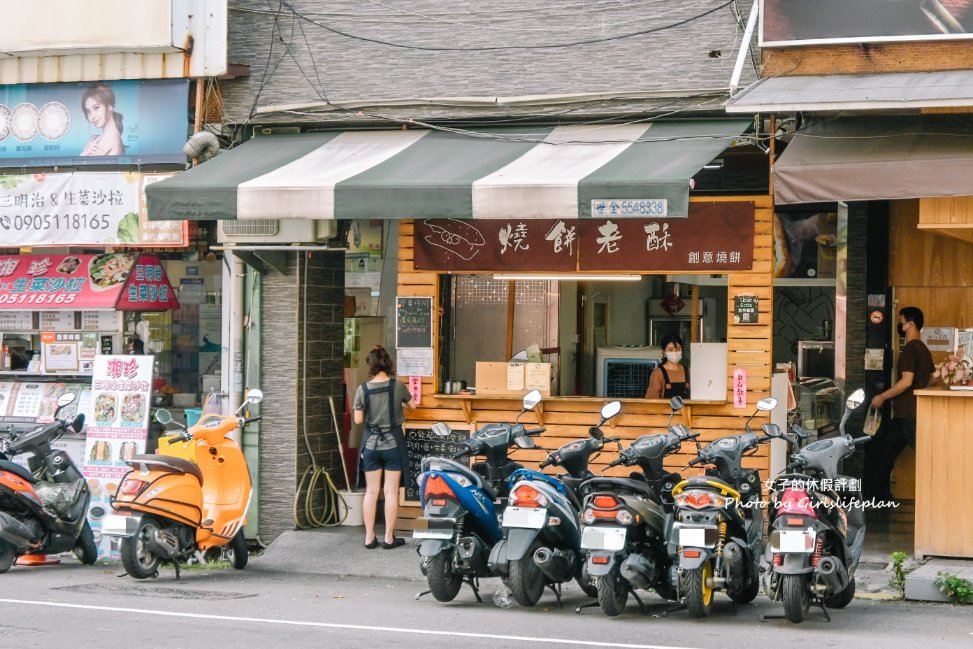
[[0, 172, 187, 247], [0, 79, 189, 166], [0, 253, 180, 311], [761, 0, 973, 47], [82, 354, 153, 557]]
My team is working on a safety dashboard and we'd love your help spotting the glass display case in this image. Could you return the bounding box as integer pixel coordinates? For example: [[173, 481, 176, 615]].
[[791, 377, 844, 439]]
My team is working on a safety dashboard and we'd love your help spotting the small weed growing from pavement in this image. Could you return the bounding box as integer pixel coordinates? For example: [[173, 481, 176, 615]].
[[889, 551, 908, 594], [934, 571, 973, 604]]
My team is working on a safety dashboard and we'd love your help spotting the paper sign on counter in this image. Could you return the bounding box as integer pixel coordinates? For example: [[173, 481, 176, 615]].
[[397, 348, 433, 377], [507, 363, 525, 391], [525, 363, 551, 392]]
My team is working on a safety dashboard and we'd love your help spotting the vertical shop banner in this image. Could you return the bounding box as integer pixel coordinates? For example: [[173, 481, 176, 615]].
[[0, 172, 187, 247], [82, 354, 153, 557], [0, 79, 189, 166], [733, 368, 748, 409]]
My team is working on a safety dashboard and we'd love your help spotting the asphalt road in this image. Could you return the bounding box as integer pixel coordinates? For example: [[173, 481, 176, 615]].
[[0, 561, 970, 649]]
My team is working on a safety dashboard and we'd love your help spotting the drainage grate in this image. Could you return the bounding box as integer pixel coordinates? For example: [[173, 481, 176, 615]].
[[54, 583, 255, 600], [858, 561, 889, 571]]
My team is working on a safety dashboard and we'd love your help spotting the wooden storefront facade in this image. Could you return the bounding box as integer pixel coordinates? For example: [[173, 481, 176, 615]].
[[394, 195, 775, 529]]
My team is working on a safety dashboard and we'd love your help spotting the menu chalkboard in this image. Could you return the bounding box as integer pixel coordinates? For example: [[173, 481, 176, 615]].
[[403, 425, 471, 502], [396, 296, 433, 349]]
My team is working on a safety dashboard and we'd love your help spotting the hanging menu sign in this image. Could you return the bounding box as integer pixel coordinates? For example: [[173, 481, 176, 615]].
[[39, 311, 77, 331], [81, 311, 120, 331], [396, 297, 433, 349], [0, 312, 34, 330]]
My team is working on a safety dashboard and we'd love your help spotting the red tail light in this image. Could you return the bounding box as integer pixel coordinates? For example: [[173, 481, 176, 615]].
[[593, 495, 619, 509], [431, 498, 447, 507], [120, 479, 146, 495], [423, 475, 455, 499], [776, 489, 817, 518], [592, 556, 609, 565], [684, 550, 701, 558], [773, 552, 783, 566], [512, 484, 548, 508]]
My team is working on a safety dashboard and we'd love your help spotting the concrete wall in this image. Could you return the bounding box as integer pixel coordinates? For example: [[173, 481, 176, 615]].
[[259, 251, 345, 542]]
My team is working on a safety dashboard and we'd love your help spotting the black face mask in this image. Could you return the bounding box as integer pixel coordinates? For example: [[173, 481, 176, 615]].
[[897, 322, 907, 338]]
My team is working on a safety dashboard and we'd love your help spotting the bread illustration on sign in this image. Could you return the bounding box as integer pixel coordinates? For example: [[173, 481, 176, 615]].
[[422, 219, 486, 261]]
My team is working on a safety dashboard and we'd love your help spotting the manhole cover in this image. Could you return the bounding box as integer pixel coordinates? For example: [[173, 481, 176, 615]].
[[858, 561, 889, 571], [54, 583, 255, 600]]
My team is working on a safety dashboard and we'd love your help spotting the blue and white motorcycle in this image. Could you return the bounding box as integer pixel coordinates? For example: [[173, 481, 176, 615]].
[[414, 390, 543, 603], [489, 401, 622, 607]]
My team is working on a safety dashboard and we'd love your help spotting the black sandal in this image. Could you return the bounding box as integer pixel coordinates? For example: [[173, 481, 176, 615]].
[[382, 537, 405, 549], [364, 539, 379, 549]]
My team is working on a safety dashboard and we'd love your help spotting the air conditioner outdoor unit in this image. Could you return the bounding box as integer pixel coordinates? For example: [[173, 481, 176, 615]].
[[217, 219, 337, 244]]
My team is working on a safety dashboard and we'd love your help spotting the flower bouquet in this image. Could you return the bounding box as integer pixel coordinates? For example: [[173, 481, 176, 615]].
[[937, 354, 973, 389]]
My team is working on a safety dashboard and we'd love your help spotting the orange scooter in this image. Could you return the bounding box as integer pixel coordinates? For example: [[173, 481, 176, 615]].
[[103, 389, 262, 579]]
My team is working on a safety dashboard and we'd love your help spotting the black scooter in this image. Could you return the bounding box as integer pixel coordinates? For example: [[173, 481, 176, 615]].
[[0, 393, 97, 571]]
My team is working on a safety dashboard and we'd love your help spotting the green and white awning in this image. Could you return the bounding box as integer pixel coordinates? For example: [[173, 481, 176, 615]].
[[146, 120, 750, 221]]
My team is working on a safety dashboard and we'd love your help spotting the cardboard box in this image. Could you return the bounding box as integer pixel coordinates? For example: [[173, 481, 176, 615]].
[[476, 362, 551, 396]]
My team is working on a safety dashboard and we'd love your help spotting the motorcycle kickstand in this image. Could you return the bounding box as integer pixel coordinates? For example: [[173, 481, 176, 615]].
[[414, 589, 431, 601], [662, 601, 687, 617], [574, 600, 601, 614], [629, 587, 648, 615], [465, 576, 483, 603], [545, 582, 563, 609]]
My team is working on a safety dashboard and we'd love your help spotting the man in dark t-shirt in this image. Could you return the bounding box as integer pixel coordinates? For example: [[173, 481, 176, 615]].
[[868, 306, 936, 502]]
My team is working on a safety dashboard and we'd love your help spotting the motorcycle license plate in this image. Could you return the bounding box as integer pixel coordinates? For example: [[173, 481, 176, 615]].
[[773, 529, 816, 553], [412, 517, 455, 540], [100, 514, 137, 537], [581, 526, 626, 551], [679, 526, 717, 548], [502, 506, 547, 529]]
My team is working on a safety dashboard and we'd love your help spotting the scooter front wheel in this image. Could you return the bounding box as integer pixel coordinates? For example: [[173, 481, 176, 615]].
[[228, 529, 249, 569], [427, 552, 463, 602], [0, 540, 15, 573], [782, 574, 810, 624], [120, 516, 162, 579], [683, 561, 714, 618]]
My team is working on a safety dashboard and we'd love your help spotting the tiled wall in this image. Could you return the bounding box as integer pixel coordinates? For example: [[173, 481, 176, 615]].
[[260, 252, 345, 542]]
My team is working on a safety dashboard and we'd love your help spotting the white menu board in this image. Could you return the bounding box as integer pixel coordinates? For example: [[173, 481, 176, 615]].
[[11, 382, 45, 419], [0, 312, 33, 330], [39, 311, 76, 332], [81, 311, 120, 332]]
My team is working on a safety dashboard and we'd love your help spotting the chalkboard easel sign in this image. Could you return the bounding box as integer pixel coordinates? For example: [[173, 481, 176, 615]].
[[733, 295, 760, 325], [396, 296, 433, 349], [402, 424, 472, 503]]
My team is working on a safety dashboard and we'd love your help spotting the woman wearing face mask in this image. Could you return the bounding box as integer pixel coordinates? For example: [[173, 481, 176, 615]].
[[645, 334, 689, 399]]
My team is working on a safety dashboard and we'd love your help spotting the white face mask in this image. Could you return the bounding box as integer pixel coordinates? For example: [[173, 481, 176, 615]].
[[665, 350, 682, 364]]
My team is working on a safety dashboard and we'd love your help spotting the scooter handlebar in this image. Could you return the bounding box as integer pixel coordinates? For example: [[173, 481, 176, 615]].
[[243, 416, 262, 425], [525, 428, 546, 436], [852, 435, 872, 445]]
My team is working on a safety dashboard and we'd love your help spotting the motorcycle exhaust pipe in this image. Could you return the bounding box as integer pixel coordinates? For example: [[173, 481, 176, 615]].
[[533, 547, 574, 582], [816, 556, 849, 595], [722, 540, 747, 584], [0, 511, 34, 551]]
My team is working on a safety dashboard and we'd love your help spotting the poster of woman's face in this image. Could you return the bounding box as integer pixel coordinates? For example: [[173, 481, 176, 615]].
[[0, 79, 188, 167], [761, 0, 973, 46]]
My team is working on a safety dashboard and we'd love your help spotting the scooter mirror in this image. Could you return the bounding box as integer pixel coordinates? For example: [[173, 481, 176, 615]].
[[71, 413, 85, 433], [514, 434, 536, 449], [669, 395, 684, 411], [246, 389, 264, 405], [756, 397, 778, 412], [522, 389, 542, 411], [846, 388, 865, 410], [56, 393, 76, 408], [762, 423, 782, 438], [431, 422, 452, 437], [600, 401, 621, 420], [155, 409, 173, 425]]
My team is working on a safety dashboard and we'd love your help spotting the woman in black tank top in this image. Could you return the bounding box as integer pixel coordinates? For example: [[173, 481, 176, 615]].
[[645, 333, 690, 399]]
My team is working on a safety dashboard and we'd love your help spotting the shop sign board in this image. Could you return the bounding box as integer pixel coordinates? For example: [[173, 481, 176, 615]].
[[0, 79, 189, 167], [0, 253, 180, 311], [0, 172, 187, 247], [733, 295, 760, 324], [82, 354, 154, 558], [413, 202, 754, 272], [402, 424, 471, 502]]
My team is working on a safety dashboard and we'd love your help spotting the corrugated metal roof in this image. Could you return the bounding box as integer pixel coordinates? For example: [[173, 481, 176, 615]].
[[726, 70, 973, 113]]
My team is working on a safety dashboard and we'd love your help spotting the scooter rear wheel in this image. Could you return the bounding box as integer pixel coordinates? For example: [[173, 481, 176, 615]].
[[121, 516, 162, 579], [509, 541, 546, 607], [427, 552, 463, 602], [228, 529, 249, 569], [596, 562, 629, 617], [684, 561, 714, 618], [0, 540, 15, 573], [73, 521, 98, 565], [782, 574, 811, 623]]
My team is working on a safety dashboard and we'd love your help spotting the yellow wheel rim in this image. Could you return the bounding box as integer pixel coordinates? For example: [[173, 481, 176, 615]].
[[701, 560, 714, 606]]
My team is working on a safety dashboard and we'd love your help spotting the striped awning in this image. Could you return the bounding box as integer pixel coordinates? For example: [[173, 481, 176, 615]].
[[146, 120, 751, 221]]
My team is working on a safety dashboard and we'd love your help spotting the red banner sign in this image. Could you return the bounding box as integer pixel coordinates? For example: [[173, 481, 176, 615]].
[[413, 203, 754, 273], [0, 253, 179, 311]]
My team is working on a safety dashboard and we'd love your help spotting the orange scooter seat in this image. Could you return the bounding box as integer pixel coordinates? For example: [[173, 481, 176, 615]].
[[128, 454, 204, 486]]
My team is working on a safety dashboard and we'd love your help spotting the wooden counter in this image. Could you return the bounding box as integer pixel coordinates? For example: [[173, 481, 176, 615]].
[[914, 388, 973, 559]]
